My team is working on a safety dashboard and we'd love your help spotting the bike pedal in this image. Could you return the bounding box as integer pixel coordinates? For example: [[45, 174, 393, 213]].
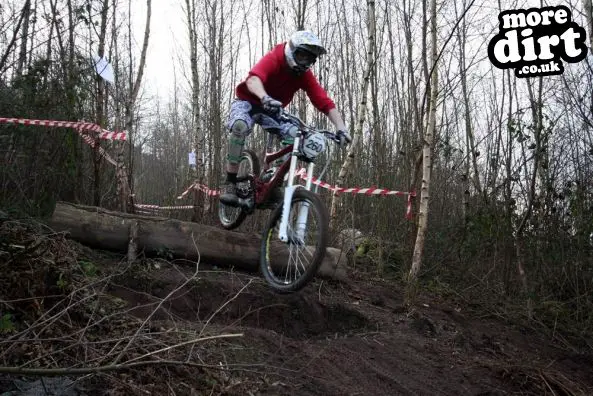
[[238, 198, 255, 212]]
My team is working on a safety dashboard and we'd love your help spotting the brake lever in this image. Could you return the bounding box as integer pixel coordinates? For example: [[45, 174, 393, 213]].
[[323, 132, 344, 147]]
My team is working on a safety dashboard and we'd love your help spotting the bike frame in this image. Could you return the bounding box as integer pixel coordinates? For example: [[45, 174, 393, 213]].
[[246, 110, 338, 244], [253, 141, 292, 206], [256, 130, 316, 243]]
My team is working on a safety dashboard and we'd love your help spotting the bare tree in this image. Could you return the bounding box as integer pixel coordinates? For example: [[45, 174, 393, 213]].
[[15, 0, 31, 77], [118, 0, 152, 212], [0, 0, 32, 74], [583, 0, 593, 51], [330, 0, 376, 224], [513, 76, 544, 319], [408, 0, 438, 284], [93, 0, 110, 207], [185, 0, 205, 221], [455, 0, 482, 216]]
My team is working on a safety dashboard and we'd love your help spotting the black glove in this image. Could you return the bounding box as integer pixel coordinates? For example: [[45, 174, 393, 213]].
[[336, 129, 352, 147], [261, 95, 282, 113]]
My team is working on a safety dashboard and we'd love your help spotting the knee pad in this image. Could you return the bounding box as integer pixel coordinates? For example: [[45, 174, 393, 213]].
[[227, 120, 249, 165], [230, 119, 250, 138]]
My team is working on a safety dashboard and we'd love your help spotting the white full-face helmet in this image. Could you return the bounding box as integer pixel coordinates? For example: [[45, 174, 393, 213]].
[[284, 30, 327, 74]]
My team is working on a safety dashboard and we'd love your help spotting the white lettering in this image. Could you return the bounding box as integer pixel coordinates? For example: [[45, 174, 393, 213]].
[[490, 6, 585, 76], [493, 30, 521, 63], [561, 28, 582, 58], [502, 13, 526, 29], [502, 8, 570, 29], [537, 35, 560, 60], [555, 8, 568, 24], [521, 29, 538, 61], [526, 11, 541, 27], [540, 10, 554, 25]]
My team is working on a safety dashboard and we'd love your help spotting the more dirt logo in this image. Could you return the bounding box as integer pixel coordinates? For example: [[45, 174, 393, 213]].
[[488, 6, 587, 77]]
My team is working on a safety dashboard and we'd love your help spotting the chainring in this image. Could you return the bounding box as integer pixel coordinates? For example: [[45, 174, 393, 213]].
[[235, 175, 254, 200]]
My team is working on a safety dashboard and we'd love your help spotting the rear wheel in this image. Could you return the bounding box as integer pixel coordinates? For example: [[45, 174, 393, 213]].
[[260, 188, 329, 293], [218, 149, 260, 230]]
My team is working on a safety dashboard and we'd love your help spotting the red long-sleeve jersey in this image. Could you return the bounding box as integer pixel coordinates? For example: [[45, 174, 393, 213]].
[[236, 43, 336, 114]]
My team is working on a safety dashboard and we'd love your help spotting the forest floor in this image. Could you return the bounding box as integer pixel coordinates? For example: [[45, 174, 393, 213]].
[[0, 217, 592, 395]]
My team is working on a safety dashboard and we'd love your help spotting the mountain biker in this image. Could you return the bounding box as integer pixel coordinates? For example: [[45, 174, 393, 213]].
[[219, 30, 351, 206]]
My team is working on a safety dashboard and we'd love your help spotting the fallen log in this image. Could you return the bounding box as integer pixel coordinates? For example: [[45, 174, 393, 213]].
[[48, 202, 347, 281]]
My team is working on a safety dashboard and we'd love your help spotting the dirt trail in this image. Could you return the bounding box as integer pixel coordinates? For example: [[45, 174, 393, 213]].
[[106, 264, 593, 396]]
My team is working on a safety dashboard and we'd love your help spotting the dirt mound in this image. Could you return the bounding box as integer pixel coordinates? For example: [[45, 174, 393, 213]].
[[110, 268, 369, 339], [105, 263, 593, 395]]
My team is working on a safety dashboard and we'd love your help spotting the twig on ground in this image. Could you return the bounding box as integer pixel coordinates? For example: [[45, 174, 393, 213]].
[[198, 280, 253, 338], [110, 258, 201, 365], [123, 333, 244, 364]]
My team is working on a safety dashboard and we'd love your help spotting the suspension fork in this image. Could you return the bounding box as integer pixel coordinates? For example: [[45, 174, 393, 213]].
[[278, 132, 314, 243], [294, 162, 314, 241]]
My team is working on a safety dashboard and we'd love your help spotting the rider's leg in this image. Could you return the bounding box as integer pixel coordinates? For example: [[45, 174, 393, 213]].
[[220, 101, 254, 205], [220, 119, 251, 204], [254, 113, 299, 141], [252, 114, 299, 203], [226, 119, 250, 177]]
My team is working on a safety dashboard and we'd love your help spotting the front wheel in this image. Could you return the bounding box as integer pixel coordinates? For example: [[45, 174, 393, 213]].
[[218, 149, 260, 230], [260, 189, 329, 293]]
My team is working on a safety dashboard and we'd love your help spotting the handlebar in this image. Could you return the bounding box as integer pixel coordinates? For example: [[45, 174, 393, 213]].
[[275, 110, 339, 190], [278, 109, 342, 144], [320, 130, 342, 143]]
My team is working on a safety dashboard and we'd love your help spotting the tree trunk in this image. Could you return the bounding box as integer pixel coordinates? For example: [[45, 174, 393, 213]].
[[119, 0, 151, 212], [330, 0, 376, 224], [0, 0, 31, 75], [93, 0, 110, 207], [49, 202, 347, 281], [185, 0, 205, 222], [15, 0, 31, 77], [583, 0, 593, 52], [293, 0, 308, 30], [457, 0, 482, 205], [408, 0, 438, 284], [293, 0, 309, 122], [513, 76, 543, 319], [206, 0, 223, 215]]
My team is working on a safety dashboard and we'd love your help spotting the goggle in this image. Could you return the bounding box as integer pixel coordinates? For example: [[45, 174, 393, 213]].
[[294, 48, 317, 65]]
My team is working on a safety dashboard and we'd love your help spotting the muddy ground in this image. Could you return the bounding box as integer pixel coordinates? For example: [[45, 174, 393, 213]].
[[1, 226, 592, 395], [105, 266, 593, 395]]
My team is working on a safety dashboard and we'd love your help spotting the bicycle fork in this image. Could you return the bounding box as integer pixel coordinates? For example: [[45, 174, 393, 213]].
[[278, 133, 314, 244]]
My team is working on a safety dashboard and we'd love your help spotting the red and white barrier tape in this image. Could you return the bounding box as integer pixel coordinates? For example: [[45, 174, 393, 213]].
[[0, 116, 125, 166], [177, 182, 218, 199], [135, 204, 194, 211], [294, 169, 412, 196], [0, 117, 127, 141], [175, 168, 416, 219], [75, 126, 117, 166], [294, 169, 416, 219]]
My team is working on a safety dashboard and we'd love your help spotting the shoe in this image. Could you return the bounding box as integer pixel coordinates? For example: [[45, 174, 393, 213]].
[[219, 182, 239, 206]]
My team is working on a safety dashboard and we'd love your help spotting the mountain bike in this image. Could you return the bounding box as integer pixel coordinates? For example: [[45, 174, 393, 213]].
[[218, 110, 343, 293]]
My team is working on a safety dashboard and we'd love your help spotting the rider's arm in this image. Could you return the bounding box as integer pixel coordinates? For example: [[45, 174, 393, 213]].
[[327, 108, 347, 131], [302, 71, 336, 114], [246, 76, 268, 100], [244, 45, 283, 100], [301, 72, 347, 130]]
